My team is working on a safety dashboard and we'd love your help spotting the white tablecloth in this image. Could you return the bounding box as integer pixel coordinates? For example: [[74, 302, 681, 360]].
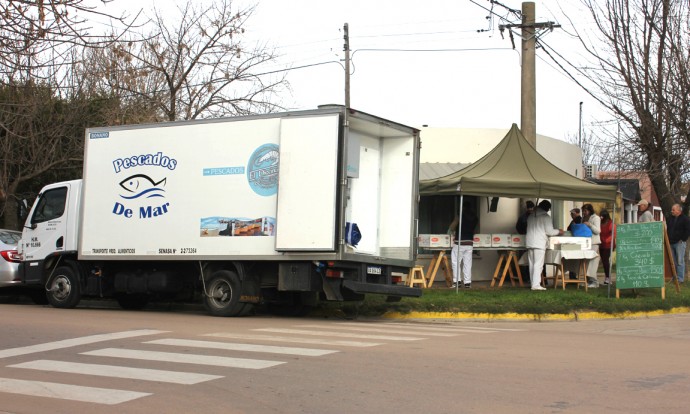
[[517, 249, 598, 269]]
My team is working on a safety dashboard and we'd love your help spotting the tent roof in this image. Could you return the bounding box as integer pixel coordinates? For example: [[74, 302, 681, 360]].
[[419, 124, 618, 202], [419, 162, 469, 180]]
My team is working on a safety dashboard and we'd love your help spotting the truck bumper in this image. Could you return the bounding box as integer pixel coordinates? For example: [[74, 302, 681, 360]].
[[342, 280, 422, 298]]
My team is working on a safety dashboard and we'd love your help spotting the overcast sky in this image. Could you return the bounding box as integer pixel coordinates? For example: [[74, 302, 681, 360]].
[[107, 0, 601, 141]]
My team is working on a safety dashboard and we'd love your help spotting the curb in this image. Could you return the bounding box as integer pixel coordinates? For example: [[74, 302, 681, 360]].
[[381, 306, 690, 321]]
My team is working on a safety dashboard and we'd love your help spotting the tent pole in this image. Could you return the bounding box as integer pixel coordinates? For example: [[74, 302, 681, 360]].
[[456, 195, 464, 292]]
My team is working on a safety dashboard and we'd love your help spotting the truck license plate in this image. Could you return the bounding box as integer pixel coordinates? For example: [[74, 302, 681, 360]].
[[366, 266, 382, 275]]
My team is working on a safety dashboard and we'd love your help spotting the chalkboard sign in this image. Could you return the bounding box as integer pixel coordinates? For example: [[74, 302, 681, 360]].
[[616, 222, 665, 289]]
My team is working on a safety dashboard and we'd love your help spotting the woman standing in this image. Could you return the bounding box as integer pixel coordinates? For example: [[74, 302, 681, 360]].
[[581, 204, 601, 288], [599, 209, 613, 285]]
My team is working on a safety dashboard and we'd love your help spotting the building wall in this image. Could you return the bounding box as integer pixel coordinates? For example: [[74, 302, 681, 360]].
[[419, 127, 584, 283]]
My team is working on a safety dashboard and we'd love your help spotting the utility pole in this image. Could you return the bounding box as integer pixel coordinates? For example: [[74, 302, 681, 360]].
[[578, 101, 583, 148], [499, 2, 560, 148], [343, 23, 351, 110], [521, 2, 536, 147]]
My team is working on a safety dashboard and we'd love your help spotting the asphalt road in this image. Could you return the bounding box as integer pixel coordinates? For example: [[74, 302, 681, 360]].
[[0, 302, 689, 414]]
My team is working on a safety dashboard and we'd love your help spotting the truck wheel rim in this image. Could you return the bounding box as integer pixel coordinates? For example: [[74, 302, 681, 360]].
[[210, 280, 231, 306], [52, 276, 71, 301]]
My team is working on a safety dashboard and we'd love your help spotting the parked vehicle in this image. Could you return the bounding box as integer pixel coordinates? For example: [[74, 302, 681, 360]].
[[18, 106, 422, 316], [0, 229, 22, 288]]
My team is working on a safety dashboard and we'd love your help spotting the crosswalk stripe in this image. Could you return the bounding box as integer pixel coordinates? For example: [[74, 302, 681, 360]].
[[82, 348, 285, 369], [204, 333, 381, 347], [294, 324, 459, 337], [8, 360, 223, 384], [0, 330, 168, 359], [145, 339, 338, 356], [254, 328, 423, 341], [0, 377, 150, 405], [376, 322, 524, 332]]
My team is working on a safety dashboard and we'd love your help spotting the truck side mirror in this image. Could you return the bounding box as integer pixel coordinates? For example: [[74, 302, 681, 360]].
[[17, 198, 29, 224]]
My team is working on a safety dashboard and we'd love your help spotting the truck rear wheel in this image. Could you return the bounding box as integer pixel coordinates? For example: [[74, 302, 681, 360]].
[[47, 266, 81, 309], [203, 270, 244, 317]]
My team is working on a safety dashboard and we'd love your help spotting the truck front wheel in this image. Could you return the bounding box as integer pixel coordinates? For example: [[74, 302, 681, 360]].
[[203, 270, 244, 317], [47, 266, 82, 309]]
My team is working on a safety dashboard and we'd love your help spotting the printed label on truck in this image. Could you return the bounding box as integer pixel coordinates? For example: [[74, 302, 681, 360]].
[[247, 144, 279, 196], [110, 152, 177, 221], [200, 216, 276, 237]]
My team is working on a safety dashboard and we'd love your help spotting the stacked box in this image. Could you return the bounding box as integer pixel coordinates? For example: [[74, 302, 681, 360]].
[[548, 236, 591, 250], [473, 234, 491, 247], [418, 234, 451, 248], [510, 234, 526, 248], [491, 234, 512, 248]]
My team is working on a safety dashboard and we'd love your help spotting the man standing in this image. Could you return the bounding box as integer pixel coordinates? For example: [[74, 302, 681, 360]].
[[449, 206, 479, 289], [666, 204, 690, 283], [515, 200, 535, 283], [566, 208, 581, 233], [637, 199, 654, 222], [526, 200, 564, 291]]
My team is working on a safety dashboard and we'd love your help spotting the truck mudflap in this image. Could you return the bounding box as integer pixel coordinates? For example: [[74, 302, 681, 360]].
[[341, 280, 422, 298]]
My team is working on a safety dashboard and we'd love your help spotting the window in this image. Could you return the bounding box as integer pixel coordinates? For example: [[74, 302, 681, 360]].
[[31, 187, 67, 224]]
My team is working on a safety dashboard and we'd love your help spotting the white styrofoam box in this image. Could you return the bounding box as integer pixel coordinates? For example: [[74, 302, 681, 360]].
[[557, 243, 581, 251], [491, 234, 512, 248], [548, 236, 591, 250], [418, 234, 451, 248], [510, 234, 526, 248], [473, 234, 491, 248]]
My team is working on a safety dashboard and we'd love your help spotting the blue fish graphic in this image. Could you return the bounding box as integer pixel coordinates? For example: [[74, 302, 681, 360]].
[[257, 150, 279, 165], [119, 174, 167, 199]]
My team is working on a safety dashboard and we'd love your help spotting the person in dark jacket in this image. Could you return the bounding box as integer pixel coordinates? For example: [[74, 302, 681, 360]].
[[515, 200, 535, 235], [667, 203, 690, 283]]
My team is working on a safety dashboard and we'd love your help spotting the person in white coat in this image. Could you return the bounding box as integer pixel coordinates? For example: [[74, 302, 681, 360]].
[[526, 200, 564, 291], [581, 203, 601, 288]]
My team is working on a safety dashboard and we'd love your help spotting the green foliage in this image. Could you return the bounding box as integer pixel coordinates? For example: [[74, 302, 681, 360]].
[[317, 284, 690, 318]]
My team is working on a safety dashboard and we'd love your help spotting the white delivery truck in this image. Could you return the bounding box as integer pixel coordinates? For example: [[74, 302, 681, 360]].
[[18, 106, 422, 316]]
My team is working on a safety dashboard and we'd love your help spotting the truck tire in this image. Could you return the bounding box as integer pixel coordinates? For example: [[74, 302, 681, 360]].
[[203, 270, 244, 317], [47, 266, 82, 309]]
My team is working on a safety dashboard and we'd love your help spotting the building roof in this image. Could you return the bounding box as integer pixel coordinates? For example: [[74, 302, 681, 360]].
[[590, 178, 640, 202]]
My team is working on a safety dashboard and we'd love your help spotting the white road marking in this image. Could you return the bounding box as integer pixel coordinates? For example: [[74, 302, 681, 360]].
[[376, 322, 524, 332], [9, 360, 222, 384], [0, 330, 168, 359], [253, 328, 423, 341], [0, 377, 150, 405], [146, 338, 338, 356], [82, 348, 285, 369], [204, 333, 381, 347], [294, 324, 458, 337]]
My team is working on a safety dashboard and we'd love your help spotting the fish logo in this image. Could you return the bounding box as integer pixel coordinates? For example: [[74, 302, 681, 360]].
[[257, 150, 279, 164], [119, 174, 167, 199], [247, 144, 279, 196]]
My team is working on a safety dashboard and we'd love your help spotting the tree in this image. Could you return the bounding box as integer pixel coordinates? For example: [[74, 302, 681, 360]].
[[92, 0, 287, 121], [0, 1, 145, 229], [0, 0, 138, 82], [548, 0, 690, 216]]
